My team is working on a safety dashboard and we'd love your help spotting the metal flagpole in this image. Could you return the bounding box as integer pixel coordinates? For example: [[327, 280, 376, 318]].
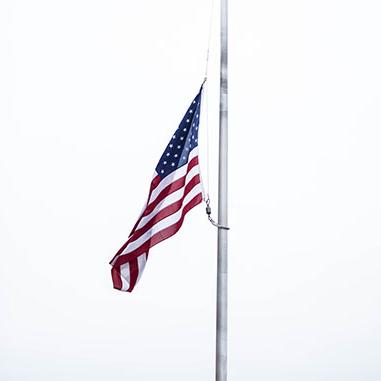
[[216, 0, 228, 380]]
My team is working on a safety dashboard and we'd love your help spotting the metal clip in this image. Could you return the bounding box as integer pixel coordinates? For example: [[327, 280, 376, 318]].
[[205, 198, 230, 230]]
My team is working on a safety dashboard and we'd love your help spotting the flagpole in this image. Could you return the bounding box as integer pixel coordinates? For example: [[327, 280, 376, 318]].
[[216, 0, 228, 380]]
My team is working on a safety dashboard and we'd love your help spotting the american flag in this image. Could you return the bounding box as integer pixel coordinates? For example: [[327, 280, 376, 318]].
[[110, 86, 204, 292]]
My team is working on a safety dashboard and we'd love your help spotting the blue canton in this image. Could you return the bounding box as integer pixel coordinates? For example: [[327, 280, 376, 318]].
[[156, 88, 202, 179]]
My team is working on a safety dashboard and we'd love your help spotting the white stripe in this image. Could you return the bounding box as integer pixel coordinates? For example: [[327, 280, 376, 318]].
[[149, 147, 199, 204], [127, 148, 199, 238], [127, 152, 198, 238], [136, 254, 147, 283], [121, 183, 202, 256], [119, 254, 147, 290], [137, 165, 200, 231], [120, 262, 130, 291]]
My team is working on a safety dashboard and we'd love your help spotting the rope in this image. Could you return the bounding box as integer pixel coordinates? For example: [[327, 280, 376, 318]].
[[203, 0, 214, 201], [203, 0, 215, 81], [201, 0, 230, 230], [204, 80, 211, 199]]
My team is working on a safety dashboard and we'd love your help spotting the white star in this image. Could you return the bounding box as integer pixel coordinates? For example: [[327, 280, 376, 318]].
[[183, 156, 186, 160], [188, 138, 191, 142], [185, 147, 189, 151], [177, 145, 181, 149], [196, 114, 199, 118], [166, 153, 170, 156], [193, 100, 196, 104], [186, 119, 190, 123], [169, 144, 173, 148], [193, 123, 195, 127], [172, 135, 176, 139], [195, 139, 198, 143], [180, 136, 184, 140], [163, 161, 167, 164], [183, 128, 187, 132], [192, 135, 194, 139], [174, 154, 178, 158], [171, 162, 175, 167], [189, 109, 193, 113], [196, 127, 198, 130], [161, 170, 164, 174]]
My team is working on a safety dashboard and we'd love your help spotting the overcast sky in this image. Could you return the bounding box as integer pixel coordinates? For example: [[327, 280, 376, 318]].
[[1, 0, 381, 380]]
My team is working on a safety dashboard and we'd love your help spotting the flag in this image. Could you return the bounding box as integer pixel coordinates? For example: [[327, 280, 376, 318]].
[[110, 86, 204, 292]]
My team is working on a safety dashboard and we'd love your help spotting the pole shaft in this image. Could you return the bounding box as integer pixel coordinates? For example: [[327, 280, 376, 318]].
[[216, 0, 228, 380]]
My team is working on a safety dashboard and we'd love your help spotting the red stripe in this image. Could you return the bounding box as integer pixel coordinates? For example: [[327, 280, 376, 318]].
[[109, 158, 198, 266], [112, 192, 203, 269], [114, 180, 200, 260], [127, 175, 200, 245], [127, 258, 139, 292], [148, 193, 203, 248], [129, 175, 161, 237], [143, 157, 199, 216], [111, 266, 123, 290], [151, 175, 161, 190], [112, 193, 202, 292], [109, 175, 161, 265]]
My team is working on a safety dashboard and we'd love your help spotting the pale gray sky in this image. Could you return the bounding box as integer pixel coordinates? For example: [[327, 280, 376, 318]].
[[1, 0, 381, 380]]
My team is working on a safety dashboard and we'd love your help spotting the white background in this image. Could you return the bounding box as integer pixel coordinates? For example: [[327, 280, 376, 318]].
[[1, 0, 381, 380]]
